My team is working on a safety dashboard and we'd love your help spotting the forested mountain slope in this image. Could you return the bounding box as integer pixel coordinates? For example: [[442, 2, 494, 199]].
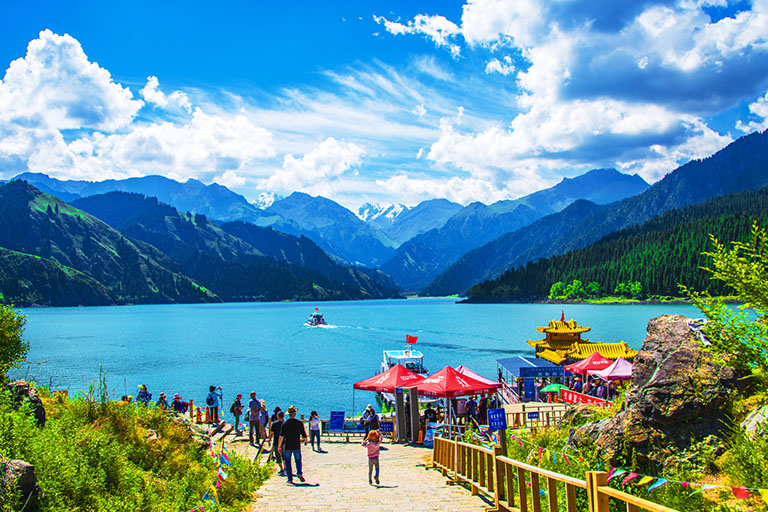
[[465, 187, 768, 301], [426, 130, 768, 296]]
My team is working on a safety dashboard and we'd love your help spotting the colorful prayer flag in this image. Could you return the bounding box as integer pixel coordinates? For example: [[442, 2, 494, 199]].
[[220, 452, 232, 466], [637, 476, 654, 486], [563, 454, 571, 466], [622, 473, 640, 485], [731, 487, 749, 499], [406, 334, 418, 344], [759, 489, 768, 503], [608, 469, 627, 481], [689, 484, 716, 496], [648, 479, 668, 492], [218, 467, 228, 481]]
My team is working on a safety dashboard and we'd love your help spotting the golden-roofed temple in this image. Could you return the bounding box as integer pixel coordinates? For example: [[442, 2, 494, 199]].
[[527, 319, 637, 365]]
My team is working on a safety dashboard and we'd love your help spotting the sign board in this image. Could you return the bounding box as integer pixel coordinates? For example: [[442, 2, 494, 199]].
[[423, 422, 443, 448], [329, 411, 345, 432], [527, 411, 540, 419], [379, 421, 394, 433], [520, 367, 569, 378], [487, 408, 507, 431], [560, 389, 611, 407], [524, 378, 535, 400]]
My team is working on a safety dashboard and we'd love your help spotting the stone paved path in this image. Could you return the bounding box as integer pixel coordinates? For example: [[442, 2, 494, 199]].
[[219, 434, 492, 512]]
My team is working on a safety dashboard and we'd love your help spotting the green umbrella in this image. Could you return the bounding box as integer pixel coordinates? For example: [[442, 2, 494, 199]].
[[540, 383, 568, 393]]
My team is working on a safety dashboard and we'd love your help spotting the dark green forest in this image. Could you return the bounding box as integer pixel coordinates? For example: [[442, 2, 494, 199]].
[[465, 187, 768, 301]]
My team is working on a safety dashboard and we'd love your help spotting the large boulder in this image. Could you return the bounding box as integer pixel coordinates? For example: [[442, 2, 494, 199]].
[[1, 459, 38, 507], [570, 314, 748, 468], [7, 380, 46, 427]]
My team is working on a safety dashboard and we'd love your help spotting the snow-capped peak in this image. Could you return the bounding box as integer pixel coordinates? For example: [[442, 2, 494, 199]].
[[357, 202, 409, 224], [254, 192, 281, 209]]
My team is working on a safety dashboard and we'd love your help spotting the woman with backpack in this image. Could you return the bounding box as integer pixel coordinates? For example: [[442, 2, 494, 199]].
[[230, 393, 244, 435], [206, 385, 223, 424]]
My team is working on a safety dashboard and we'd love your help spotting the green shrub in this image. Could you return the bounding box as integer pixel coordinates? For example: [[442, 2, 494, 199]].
[[0, 387, 267, 511]]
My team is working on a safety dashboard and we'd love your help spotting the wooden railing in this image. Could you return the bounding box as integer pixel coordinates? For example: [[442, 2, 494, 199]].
[[504, 403, 572, 429], [432, 437, 678, 512]]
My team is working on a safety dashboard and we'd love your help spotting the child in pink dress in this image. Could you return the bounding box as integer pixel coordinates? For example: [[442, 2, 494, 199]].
[[362, 430, 382, 484]]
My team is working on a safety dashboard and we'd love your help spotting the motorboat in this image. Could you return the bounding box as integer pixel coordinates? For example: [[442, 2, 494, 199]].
[[380, 349, 428, 375], [378, 349, 438, 405], [306, 310, 327, 326]]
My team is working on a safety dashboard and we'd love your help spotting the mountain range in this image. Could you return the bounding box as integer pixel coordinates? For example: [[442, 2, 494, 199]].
[[0, 182, 401, 306], [425, 130, 768, 296], [380, 168, 650, 291], [7, 130, 767, 304], [465, 186, 768, 301]]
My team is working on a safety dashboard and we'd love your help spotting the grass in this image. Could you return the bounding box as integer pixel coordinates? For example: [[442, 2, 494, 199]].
[[0, 382, 269, 511]]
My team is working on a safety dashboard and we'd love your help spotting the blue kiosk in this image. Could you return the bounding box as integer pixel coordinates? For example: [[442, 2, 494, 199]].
[[496, 356, 570, 402]]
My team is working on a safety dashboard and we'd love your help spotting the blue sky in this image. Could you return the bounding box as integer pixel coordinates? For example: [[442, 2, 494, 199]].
[[1, 0, 767, 210]]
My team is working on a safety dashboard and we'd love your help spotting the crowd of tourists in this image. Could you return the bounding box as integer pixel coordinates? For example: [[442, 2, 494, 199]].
[[116, 383, 388, 486]]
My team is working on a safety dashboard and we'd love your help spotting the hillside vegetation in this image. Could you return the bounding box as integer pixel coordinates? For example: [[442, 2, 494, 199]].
[[466, 187, 768, 301]]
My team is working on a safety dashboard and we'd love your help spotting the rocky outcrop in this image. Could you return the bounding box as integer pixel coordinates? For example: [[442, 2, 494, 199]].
[[7, 380, 46, 427], [570, 314, 748, 468], [1, 459, 38, 507]]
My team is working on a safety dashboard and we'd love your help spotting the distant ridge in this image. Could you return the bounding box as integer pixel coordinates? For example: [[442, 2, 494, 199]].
[[426, 130, 768, 296], [380, 168, 649, 291], [465, 186, 768, 301]]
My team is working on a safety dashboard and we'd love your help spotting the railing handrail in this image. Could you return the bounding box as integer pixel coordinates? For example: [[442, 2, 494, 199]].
[[496, 455, 587, 488], [598, 485, 679, 512], [432, 436, 680, 512]]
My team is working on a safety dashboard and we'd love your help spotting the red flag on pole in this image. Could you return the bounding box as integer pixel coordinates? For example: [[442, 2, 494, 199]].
[[560, 310, 565, 322], [406, 334, 418, 344]]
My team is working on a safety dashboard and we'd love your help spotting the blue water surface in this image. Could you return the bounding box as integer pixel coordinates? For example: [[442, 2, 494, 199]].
[[17, 299, 699, 418]]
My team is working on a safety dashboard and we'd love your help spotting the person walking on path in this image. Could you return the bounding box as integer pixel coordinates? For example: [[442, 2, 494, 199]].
[[362, 404, 379, 436], [309, 411, 322, 451], [156, 392, 169, 411], [206, 385, 223, 424], [362, 430, 382, 485], [248, 392, 262, 445], [230, 393, 244, 436], [269, 410, 285, 475], [258, 400, 270, 445], [278, 405, 307, 484]]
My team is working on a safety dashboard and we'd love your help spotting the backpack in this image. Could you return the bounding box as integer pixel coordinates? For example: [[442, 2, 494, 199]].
[[206, 393, 215, 406], [229, 401, 236, 413]]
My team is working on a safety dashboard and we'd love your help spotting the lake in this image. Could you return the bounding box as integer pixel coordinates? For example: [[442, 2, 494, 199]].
[[17, 299, 699, 419]]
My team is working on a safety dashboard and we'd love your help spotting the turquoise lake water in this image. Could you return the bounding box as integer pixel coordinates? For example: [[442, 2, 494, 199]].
[[18, 299, 699, 419]]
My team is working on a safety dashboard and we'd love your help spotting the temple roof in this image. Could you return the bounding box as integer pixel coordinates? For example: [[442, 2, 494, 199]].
[[527, 338, 591, 350], [536, 319, 591, 335], [567, 341, 637, 361], [538, 349, 567, 365]]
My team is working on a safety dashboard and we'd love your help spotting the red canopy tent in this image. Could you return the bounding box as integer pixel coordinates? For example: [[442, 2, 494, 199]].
[[455, 365, 499, 386], [589, 357, 633, 381], [417, 366, 501, 398], [564, 352, 613, 375], [353, 364, 424, 393]]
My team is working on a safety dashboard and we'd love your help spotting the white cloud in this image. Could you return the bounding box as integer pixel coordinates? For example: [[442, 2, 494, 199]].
[[259, 137, 366, 193], [140, 76, 192, 113], [374, 14, 461, 57], [0, 29, 142, 131], [413, 103, 427, 117], [214, 170, 247, 189], [737, 90, 768, 132], [484, 56, 515, 75]]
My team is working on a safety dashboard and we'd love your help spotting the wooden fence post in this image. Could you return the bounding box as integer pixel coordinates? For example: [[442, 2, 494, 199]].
[[586, 471, 609, 512]]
